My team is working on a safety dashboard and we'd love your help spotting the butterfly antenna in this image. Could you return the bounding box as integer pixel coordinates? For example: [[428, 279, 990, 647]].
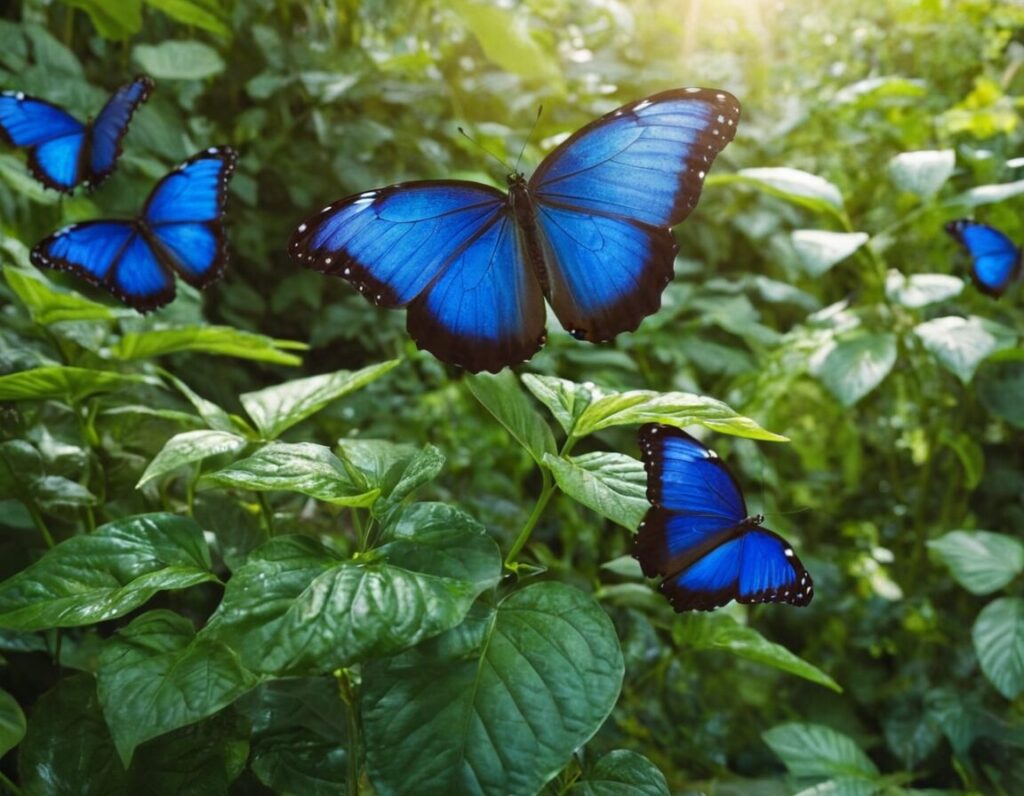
[[514, 105, 543, 174], [457, 126, 512, 173]]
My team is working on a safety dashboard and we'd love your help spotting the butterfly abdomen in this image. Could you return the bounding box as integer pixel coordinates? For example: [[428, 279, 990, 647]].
[[509, 176, 551, 296]]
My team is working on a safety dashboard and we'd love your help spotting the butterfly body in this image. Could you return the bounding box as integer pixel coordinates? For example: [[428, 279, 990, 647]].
[[0, 76, 153, 192], [291, 88, 740, 372], [944, 219, 1022, 297], [31, 147, 237, 311], [635, 424, 812, 612]]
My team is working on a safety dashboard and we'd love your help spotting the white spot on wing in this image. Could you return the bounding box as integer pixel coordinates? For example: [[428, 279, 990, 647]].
[[297, 223, 307, 233], [634, 99, 652, 111], [685, 87, 700, 93]]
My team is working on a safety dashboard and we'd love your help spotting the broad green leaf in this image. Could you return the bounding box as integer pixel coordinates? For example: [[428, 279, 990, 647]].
[[813, 333, 897, 407], [544, 451, 647, 530], [718, 167, 844, 213], [111, 326, 306, 366], [449, 0, 560, 82], [132, 40, 225, 80], [466, 371, 558, 466], [676, 614, 841, 692], [97, 610, 258, 765], [4, 267, 119, 324], [144, 0, 230, 36], [0, 153, 61, 204], [978, 359, 1024, 428], [928, 531, 1024, 595], [241, 360, 399, 439], [885, 271, 964, 308], [374, 444, 446, 516], [59, 0, 142, 39], [887, 149, 956, 198], [961, 178, 1024, 207], [521, 373, 595, 436], [573, 390, 786, 441], [138, 429, 248, 487], [0, 513, 216, 630], [203, 503, 501, 675], [793, 778, 877, 796], [161, 371, 238, 433], [791, 230, 868, 276], [201, 442, 379, 506], [0, 440, 91, 511], [568, 749, 669, 796], [19, 675, 127, 796], [763, 722, 879, 779], [973, 597, 1024, 699], [0, 688, 26, 758], [336, 438, 418, 494], [362, 582, 624, 796], [914, 315, 1016, 384], [238, 678, 347, 796], [0, 366, 148, 403]]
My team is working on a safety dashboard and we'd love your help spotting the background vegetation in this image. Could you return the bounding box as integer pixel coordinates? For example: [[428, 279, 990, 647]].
[[0, 0, 1022, 793]]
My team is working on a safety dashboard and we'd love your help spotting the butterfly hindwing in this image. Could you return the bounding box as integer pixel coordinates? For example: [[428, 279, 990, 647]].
[[531, 88, 740, 340], [945, 219, 1021, 297], [87, 75, 154, 187], [635, 424, 812, 612]]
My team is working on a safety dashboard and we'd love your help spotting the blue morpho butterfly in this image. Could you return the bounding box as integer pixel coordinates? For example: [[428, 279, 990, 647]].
[[944, 219, 1022, 298], [289, 88, 740, 373], [30, 147, 237, 312], [634, 424, 813, 612], [0, 75, 153, 193]]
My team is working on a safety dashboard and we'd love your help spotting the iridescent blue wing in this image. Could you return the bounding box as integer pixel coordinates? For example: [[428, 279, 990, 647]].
[[0, 90, 86, 192], [85, 75, 154, 188], [944, 220, 1021, 297], [635, 424, 812, 612], [530, 88, 740, 340], [143, 147, 237, 289], [289, 182, 547, 372]]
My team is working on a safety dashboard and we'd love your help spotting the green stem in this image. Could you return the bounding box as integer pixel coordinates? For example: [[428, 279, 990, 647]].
[[0, 770, 25, 796], [338, 670, 361, 795], [351, 508, 367, 551], [25, 499, 54, 548], [257, 493, 276, 536]]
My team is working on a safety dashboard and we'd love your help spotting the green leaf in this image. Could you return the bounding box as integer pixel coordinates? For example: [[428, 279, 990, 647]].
[[928, 531, 1024, 595], [0, 688, 26, 758], [973, 597, 1024, 699], [675, 614, 842, 692], [138, 429, 248, 488], [763, 722, 879, 779], [573, 390, 786, 441], [521, 373, 595, 436], [885, 271, 964, 308], [144, 0, 230, 37], [374, 444, 446, 516], [791, 230, 869, 276], [238, 678, 347, 796], [161, 371, 238, 434], [718, 167, 845, 213], [4, 266, 120, 324], [960, 178, 1024, 207], [914, 315, 1016, 384], [449, 0, 560, 82], [978, 359, 1024, 428], [111, 326, 306, 366], [241, 360, 399, 439], [201, 442, 379, 506], [362, 582, 624, 796], [336, 438, 418, 494], [568, 749, 669, 796], [132, 40, 225, 80], [466, 371, 558, 465], [0, 440, 95, 510], [813, 333, 897, 407], [97, 610, 258, 765], [0, 513, 216, 630], [203, 503, 501, 675], [59, 0, 142, 39], [19, 675, 127, 795], [887, 149, 956, 198], [544, 451, 647, 530], [0, 366, 149, 403], [0, 153, 62, 204]]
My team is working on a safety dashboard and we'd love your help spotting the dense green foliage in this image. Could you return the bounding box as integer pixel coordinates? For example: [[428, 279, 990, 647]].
[[0, 0, 1023, 793]]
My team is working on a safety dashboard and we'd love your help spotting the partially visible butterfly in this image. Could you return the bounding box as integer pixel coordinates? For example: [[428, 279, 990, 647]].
[[634, 424, 813, 612], [0, 75, 153, 193], [289, 88, 740, 373], [944, 219, 1022, 298], [30, 147, 237, 312]]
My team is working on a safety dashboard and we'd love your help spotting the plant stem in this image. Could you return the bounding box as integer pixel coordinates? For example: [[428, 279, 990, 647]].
[[257, 493, 275, 536], [25, 499, 54, 548], [337, 669, 361, 795], [0, 770, 25, 796]]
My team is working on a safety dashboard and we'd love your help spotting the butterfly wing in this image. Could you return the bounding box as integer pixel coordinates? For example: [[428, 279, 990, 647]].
[[142, 147, 237, 290], [945, 220, 1021, 297], [529, 88, 740, 340], [635, 424, 812, 612], [0, 91, 86, 191], [290, 182, 546, 372], [86, 75, 154, 188]]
